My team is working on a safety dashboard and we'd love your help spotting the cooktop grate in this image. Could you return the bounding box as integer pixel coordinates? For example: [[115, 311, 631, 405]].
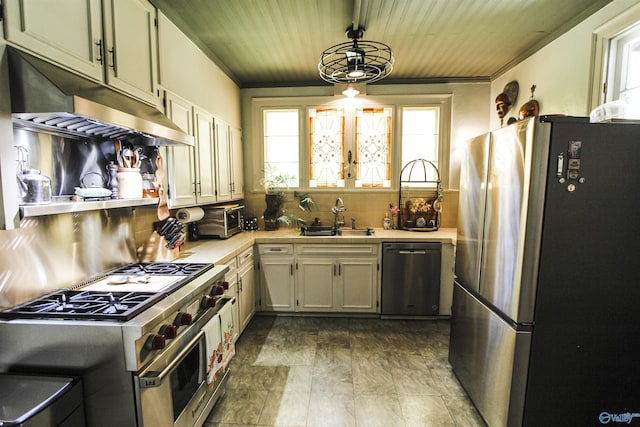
[[111, 262, 211, 276], [0, 289, 162, 321]]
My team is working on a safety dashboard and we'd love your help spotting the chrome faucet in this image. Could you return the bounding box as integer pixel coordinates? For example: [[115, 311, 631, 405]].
[[332, 197, 347, 230]]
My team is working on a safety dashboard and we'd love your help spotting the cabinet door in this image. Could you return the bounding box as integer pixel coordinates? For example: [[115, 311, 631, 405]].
[[230, 126, 244, 200], [103, 0, 159, 106], [338, 258, 378, 312], [165, 92, 197, 207], [259, 256, 295, 311], [238, 262, 255, 333], [214, 119, 232, 202], [3, 0, 104, 80], [224, 275, 240, 342], [193, 107, 217, 204], [297, 258, 335, 312]]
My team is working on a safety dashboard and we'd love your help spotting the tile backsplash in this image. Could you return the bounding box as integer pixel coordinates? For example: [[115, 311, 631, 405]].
[[242, 190, 459, 230]]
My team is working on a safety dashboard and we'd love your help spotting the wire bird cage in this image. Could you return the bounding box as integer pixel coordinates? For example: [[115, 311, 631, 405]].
[[398, 159, 443, 231]]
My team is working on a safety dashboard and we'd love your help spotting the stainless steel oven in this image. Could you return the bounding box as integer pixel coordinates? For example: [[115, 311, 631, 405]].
[[136, 298, 234, 427], [0, 262, 233, 427]]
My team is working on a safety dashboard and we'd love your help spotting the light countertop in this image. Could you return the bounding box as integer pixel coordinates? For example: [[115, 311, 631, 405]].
[[176, 228, 456, 265]]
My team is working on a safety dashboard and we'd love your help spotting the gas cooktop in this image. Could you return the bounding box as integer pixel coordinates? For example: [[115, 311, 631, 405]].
[[0, 262, 215, 321]]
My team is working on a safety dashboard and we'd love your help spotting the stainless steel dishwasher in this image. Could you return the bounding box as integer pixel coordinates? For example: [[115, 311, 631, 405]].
[[381, 242, 442, 316]]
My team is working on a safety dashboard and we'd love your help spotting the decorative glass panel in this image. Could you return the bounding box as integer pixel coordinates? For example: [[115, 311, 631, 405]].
[[264, 109, 299, 188], [309, 108, 345, 188], [355, 107, 392, 188]]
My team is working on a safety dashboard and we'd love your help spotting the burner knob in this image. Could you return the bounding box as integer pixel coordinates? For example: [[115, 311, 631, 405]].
[[221, 281, 230, 290], [213, 285, 225, 295], [145, 334, 166, 351], [201, 295, 218, 308], [174, 312, 193, 326], [159, 324, 178, 339]]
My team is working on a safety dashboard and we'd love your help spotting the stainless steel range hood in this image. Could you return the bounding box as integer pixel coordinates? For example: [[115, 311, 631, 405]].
[[7, 47, 194, 146]]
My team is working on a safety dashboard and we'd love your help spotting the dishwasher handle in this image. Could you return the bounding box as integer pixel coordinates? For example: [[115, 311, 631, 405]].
[[398, 250, 427, 255]]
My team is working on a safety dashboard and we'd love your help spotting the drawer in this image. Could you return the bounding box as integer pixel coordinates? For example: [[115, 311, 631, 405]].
[[258, 244, 294, 255], [295, 244, 378, 256], [237, 246, 254, 267]]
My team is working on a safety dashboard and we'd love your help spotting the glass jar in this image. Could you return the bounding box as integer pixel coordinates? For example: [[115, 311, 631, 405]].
[[141, 173, 158, 198]]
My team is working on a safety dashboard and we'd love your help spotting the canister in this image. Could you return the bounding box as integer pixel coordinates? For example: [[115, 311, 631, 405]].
[[116, 168, 142, 199]]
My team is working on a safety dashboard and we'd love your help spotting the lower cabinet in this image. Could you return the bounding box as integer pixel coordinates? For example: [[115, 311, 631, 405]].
[[257, 243, 379, 314], [223, 246, 255, 340], [237, 250, 256, 331], [257, 244, 296, 312]]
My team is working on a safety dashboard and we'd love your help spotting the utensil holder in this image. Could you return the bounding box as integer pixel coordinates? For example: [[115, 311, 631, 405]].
[[117, 168, 142, 199]]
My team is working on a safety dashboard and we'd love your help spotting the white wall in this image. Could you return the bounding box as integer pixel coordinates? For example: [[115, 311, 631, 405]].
[[490, 0, 640, 130]]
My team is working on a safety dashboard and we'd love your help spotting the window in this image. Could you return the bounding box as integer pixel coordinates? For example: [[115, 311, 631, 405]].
[[354, 107, 392, 188], [253, 95, 450, 192], [608, 23, 640, 103], [263, 109, 299, 188], [593, 4, 640, 108], [400, 107, 440, 185], [309, 108, 345, 188]]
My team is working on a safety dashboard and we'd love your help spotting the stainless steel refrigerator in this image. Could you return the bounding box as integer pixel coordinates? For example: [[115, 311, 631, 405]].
[[448, 116, 640, 426]]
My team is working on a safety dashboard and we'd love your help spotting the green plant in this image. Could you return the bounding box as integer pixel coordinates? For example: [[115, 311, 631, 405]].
[[277, 191, 315, 228], [262, 164, 296, 193]]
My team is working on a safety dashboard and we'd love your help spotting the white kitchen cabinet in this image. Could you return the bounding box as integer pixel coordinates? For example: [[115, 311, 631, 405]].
[[164, 92, 197, 207], [257, 244, 296, 312], [257, 243, 379, 314], [102, 0, 159, 106], [297, 257, 335, 311], [237, 248, 256, 332], [230, 126, 244, 200], [296, 244, 378, 313], [223, 257, 240, 343], [4, 0, 160, 107], [165, 91, 243, 208], [192, 107, 218, 204], [214, 120, 244, 202], [222, 247, 255, 338]]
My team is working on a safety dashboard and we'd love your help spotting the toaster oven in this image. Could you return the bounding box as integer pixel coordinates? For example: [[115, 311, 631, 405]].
[[198, 204, 244, 239]]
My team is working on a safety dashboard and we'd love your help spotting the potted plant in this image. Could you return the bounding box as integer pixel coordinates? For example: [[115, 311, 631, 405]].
[[277, 191, 315, 229], [261, 164, 294, 230]]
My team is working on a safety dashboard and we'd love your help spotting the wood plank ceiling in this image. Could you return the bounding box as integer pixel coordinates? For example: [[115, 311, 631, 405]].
[[150, 0, 613, 87]]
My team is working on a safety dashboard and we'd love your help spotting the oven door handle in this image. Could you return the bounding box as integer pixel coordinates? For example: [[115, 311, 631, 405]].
[[138, 330, 205, 388]]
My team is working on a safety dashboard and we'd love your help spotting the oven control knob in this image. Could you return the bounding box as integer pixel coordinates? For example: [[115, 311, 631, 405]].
[[159, 324, 178, 339], [201, 295, 218, 308], [221, 281, 230, 290], [174, 312, 193, 326], [213, 285, 225, 295], [145, 334, 166, 351]]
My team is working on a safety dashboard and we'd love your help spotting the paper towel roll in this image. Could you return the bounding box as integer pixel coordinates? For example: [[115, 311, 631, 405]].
[[175, 207, 205, 223]]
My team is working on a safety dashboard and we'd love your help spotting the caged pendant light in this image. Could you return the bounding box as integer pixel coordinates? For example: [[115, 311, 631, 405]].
[[318, 26, 394, 85]]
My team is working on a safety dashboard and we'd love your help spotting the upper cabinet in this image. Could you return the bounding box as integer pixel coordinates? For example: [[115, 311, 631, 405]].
[[215, 119, 244, 202], [3, 0, 159, 107], [101, 0, 159, 106]]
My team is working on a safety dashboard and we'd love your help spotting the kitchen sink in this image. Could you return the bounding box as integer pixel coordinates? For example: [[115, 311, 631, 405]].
[[300, 225, 335, 236], [337, 228, 375, 236]]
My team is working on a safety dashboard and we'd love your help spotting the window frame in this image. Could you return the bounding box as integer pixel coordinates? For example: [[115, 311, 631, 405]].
[[591, 3, 640, 109], [250, 95, 451, 193]]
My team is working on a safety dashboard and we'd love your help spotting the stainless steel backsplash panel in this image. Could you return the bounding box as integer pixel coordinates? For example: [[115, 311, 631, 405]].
[[0, 208, 138, 309]]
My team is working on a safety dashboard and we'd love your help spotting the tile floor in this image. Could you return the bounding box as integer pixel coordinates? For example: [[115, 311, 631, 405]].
[[205, 315, 486, 427]]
